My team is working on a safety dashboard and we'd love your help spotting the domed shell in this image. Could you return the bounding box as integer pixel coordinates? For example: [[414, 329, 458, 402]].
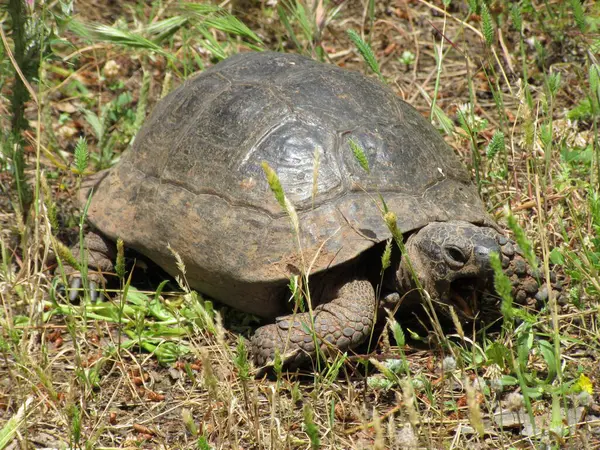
[[86, 51, 492, 317]]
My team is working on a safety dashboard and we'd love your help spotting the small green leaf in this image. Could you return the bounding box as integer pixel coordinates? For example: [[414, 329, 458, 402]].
[[486, 131, 505, 159], [486, 341, 510, 367], [81, 109, 103, 140], [234, 336, 250, 381], [510, 3, 523, 32], [499, 375, 519, 386], [549, 248, 564, 265], [389, 319, 405, 347], [303, 404, 320, 450], [348, 138, 370, 173], [261, 161, 286, 209], [480, 2, 495, 46], [381, 238, 392, 272], [570, 0, 586, 32], [432, 104, 455, 136], [506, 213, 537, 271], [74, 137, 89, 175], [346, 29, 381, 78], [567, 98, 593, 121], [273, 349, 283, 377], [261, 161, 299, 233], [516, 324, 533, 371], [538, 340, 558, 381], [590, 64, 600, 113], [115, 238, 125, 279], [545, 72, 561, 99], [490, 251, 514, 320]]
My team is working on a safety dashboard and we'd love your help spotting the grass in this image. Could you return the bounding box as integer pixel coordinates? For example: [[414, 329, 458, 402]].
[[1, 0, 600, 448]]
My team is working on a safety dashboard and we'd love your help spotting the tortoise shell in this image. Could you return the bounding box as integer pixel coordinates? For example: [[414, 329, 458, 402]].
[[85, 51, 492, 317]]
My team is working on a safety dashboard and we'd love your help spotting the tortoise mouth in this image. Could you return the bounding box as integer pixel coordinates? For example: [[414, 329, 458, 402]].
[[448, 276, 482, 320]]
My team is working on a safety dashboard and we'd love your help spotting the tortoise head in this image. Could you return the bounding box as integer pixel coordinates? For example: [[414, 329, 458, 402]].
[[397, 220, 502, 321]]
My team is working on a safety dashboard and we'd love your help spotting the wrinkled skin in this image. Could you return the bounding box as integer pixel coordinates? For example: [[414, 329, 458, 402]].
[[252, 220, 550, 367], [396, 221, 502, 321]]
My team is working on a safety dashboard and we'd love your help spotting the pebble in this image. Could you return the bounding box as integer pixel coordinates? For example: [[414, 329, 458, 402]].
[[501, 242, 515, 256], [534, 286, 548, 302], [513, 259, 528, 276], [522, 278, 539, 295]]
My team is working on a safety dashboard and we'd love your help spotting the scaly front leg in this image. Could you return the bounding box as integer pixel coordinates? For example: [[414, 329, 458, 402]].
[[251, 279, 376, 367]]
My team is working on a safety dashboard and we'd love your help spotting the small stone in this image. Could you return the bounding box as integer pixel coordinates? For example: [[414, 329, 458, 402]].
[[515, 290, 527, 304], [501, 242, 515, 256], [497, 235, 508, 245], [534, 286, 548, 302], [383, 292, 400, 304], [557, 291, 569, 306], [396, 424, 418, 448], [513, 259, 528, 276], [522, 278, 538, 295], [502, 255, 511, 268], [442, 356, 457, 372]]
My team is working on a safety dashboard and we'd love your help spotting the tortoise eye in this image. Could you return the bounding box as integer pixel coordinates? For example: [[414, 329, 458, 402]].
[[444, 245, 468, 268]]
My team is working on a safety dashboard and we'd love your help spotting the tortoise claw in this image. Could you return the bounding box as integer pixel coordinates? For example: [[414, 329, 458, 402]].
[[89, 281, 98, 302], [63, 273, 104, 302], [69, 277, 82, 302]]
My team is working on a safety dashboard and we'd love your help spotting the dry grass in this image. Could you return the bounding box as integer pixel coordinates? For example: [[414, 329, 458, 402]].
[[1, 0, 599, 448]]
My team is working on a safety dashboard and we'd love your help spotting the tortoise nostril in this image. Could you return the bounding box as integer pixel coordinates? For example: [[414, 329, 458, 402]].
[[445, 245, 468, 267]]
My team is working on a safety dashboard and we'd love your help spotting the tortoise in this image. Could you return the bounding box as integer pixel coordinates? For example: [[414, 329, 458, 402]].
[[68, 51, 553, 367]]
